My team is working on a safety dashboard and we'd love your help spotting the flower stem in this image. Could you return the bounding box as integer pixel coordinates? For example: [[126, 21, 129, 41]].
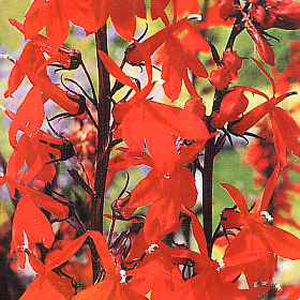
[[91, 24, 111, 232], [202, 136, 215, 256]]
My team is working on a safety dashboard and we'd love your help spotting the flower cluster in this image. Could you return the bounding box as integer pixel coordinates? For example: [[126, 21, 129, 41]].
[[0, 0, 300, 299]]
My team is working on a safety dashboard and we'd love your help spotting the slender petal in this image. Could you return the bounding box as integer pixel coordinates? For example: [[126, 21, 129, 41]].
[[221, 183, 249, 214]]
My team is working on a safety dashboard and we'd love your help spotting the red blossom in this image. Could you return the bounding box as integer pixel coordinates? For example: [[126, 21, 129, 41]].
[[151, 0, 199, 25], [24, 0, 146, 43], [221, 174, 300, 261], [125, 18, 209, 101], [4, 38, 84, 121], [99, 50, 210, 173], [250, 0, 300, 30], [243, 17, 275, 65], [229, 59, 300, 166], [209, 50, 243, 91]]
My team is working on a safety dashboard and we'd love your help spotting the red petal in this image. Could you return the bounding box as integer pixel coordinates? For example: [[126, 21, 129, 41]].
[[69, 0, 108, 34], [260, 224, 300, 259], [182, 207, 208, 256], [270, 113, 287, 167], [272, 106, 300, 158], [110, 0, 136, 40], [221, 183, 248, 214], [127, 170, 160, 210], [12, 196, 54, 268], [229, 101, 271, 134], [143, 200, 180, 243], [32, 191, 68, 219], [133, 0, 146, 19], [46, 231, 114, 272], [8, 87, 45, 148], [254, 163, 280, 213], [99, 50, 138, 91], [21, 269, 74, 299], [72, 279, 115, 300], [151, 0, 170, 24], [107, 150, 150, 187], [161, 42, 183, 101], [24, 0, 48, 39], [45, 1, 69, 44], [174, 0, 199, 17], [4, 63, 26, 98]]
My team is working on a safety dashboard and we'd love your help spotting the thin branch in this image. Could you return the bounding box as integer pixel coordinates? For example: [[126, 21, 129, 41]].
[[81, 61, 98, 105]]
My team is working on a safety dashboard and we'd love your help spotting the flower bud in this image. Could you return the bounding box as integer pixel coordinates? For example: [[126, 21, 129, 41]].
[[209, 67, 232, 90], [218, 0, 238, 19]]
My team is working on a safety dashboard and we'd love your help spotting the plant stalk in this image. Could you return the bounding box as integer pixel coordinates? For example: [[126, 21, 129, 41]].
[[91, 24, 111, 232], [202, 136, 215, 256]]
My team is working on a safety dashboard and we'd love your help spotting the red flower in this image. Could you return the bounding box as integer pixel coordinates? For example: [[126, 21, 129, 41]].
[[125, 166, 197, 243], [229, 59, 300, 166], [10, 19, 82, 70], [151, 0, 199, 25], [169, 208, 268, 298], [125, 18, 209, 101], [21, 231, 114, 299], [24, 0, 146, 43], [9, 183, 68, 270], [5, 39, 83, 114], [100, 50, 210, 174], [221, 170, 300, 261], [243, 16, 275, 65], [4, 117, 69, 189], [11, 194, 55, 269], [249, 0, 300, 30], [209, 50, 243, 91], [212, 86, 268, 129]]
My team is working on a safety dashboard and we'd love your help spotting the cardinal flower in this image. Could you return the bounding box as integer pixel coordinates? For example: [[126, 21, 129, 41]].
[[125, 166, 198, 243], [107, 146, 199, 244], [166, 208, 268, 299], [209, 50, 243, 91], [99, 50, 211, 174], [5, 41, 84, 118], [7, 132, 70, 188], [11, 194, 55, 269], [249, 0, 300, 30], [212, 86, 268, 129], [21, 231, 114, 299], [2, 109, 75, 192], [24, 0, 146, 43], [9, 183, 69, 270], [229, 59, 300, 167], [10, 19, 82, 71], [5, 21, 86, 118], [125, 18, 209, 101], [221, 168, 300, 263]]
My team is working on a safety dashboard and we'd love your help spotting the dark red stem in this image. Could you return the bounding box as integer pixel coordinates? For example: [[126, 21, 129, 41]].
[[202, 136, 215, 256], [91, 24, 111, 232]]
